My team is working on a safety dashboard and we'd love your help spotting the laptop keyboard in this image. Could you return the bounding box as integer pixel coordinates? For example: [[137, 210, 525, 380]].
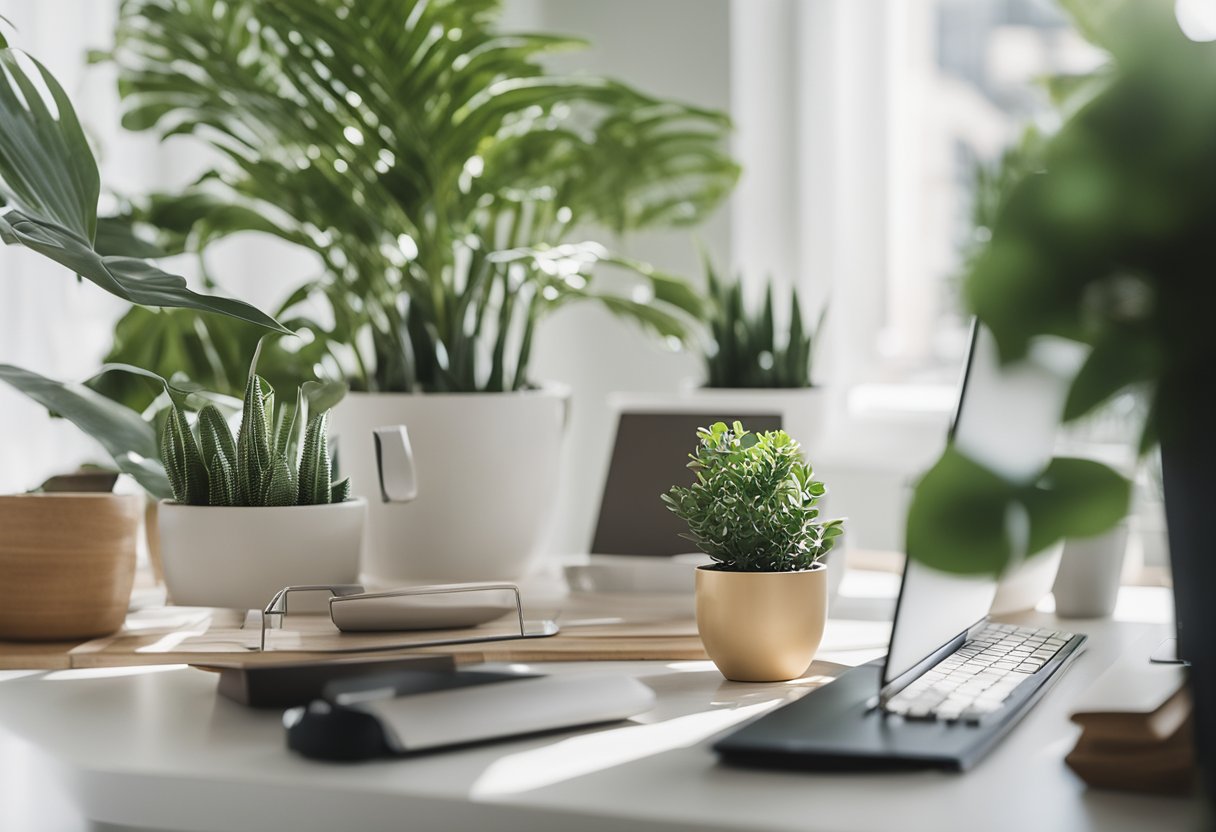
[[883, 623, 1074, 724]]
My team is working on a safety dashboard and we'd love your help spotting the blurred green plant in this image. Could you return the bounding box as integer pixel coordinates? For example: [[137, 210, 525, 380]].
[[661, 421, 843, 572], [701, 259, 824, 389], [906, 0, 1216, 576], [98, 0, 739, 395]]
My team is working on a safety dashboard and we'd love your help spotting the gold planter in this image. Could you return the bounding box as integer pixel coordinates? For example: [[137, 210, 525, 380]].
[[695, 565, 828, 682], [0, 493, 140, 641]]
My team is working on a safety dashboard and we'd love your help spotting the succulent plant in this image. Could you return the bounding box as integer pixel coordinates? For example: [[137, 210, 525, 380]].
[[161, 362, 349, 508], [661, 421, 843, 572], [702, 260, 825, 389]]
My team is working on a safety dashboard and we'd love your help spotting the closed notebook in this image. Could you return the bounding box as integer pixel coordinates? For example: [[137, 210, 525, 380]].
[[1068, 663, 1188, 743], [1066, 660, 1194, 794], [1066, 714, 1194, 795]]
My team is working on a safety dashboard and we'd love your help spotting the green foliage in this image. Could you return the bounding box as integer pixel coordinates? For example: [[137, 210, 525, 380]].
[[661, 422, 843, 572], [161, 354, 348, 507], [103, 0, 738, 393], [0, 363, 173, 499], [701, 260, 823, 389], [906, 447, 1131, 576], [907, 0, 1215, 577], [0, 40, 285, 331]]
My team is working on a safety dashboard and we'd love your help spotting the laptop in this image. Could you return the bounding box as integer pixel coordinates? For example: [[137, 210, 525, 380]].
[[713, 323, 1088, 771]]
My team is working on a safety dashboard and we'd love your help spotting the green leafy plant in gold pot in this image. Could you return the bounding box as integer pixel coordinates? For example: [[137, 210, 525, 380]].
[[663, 422, 843, 681]]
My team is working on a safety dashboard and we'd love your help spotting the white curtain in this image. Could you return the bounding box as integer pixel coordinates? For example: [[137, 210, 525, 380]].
[[0, 0, 129, 492]]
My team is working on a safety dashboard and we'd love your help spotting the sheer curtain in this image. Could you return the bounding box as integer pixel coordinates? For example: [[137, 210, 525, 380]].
[[0, 0, 130, 492], [0, 1, 307, 493]]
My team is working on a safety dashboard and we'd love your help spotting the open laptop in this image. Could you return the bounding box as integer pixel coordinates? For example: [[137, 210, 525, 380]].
[[713, 323, 1088, 771]]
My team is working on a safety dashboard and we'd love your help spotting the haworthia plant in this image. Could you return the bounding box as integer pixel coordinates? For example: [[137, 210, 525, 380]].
[[162, 366, 348, 507]]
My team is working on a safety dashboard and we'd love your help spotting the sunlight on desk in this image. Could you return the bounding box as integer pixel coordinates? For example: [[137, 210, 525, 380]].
[[43, 664, 186, 682], [470, 699, 783, 799]]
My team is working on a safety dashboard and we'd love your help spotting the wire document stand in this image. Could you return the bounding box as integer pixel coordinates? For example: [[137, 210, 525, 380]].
[[257, 583, 559, 653]]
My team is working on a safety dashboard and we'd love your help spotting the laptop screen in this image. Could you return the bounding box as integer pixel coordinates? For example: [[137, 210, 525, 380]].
[[881, 323, 1085, 692], [591, 410, 782, 556]]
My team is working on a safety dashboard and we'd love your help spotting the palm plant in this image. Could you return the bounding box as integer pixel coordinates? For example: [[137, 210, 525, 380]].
[[102, 0, 739, 395]]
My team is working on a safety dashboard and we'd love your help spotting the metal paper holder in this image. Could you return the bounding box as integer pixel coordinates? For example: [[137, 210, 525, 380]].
[[256, 583, 559, 652]]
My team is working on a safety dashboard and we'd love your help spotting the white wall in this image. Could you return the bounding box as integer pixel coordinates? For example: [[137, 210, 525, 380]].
[[519, 0, 733, 556]]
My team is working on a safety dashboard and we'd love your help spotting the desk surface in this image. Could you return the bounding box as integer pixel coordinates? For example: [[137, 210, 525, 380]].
[[0, 583, 1199, 832]]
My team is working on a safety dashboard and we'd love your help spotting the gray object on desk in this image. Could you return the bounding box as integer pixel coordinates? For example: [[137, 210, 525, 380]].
[[590, 411, 781, 557]]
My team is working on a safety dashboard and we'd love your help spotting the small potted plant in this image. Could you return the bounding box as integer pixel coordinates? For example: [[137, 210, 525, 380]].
[[156, 355, 365, 611], [662, 422, 843, 681]]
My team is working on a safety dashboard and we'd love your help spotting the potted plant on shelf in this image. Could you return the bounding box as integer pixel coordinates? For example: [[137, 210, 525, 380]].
[[0, 34, 283, 640], [904, 0, 1216, 800], [96, 0, 739, 583], [155, 351, 365, 611], [662, 422, 843, 682]]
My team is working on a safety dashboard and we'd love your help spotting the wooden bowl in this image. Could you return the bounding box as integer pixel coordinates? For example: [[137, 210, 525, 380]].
[[0, 493, 140, 641]]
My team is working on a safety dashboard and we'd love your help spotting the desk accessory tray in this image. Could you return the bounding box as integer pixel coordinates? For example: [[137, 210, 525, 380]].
[[258, 582, 560, 653]]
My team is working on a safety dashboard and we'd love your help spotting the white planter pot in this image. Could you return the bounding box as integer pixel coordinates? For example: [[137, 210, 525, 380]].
[[158, 499, 366, 611], [331, 387, 569, 583], [1052, 521, 1130, 619]]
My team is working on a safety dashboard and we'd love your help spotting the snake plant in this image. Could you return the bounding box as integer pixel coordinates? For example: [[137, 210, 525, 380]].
[[161, 357, 348, 507], [702, 260, 825, 389], [100, 0, 737, 395]]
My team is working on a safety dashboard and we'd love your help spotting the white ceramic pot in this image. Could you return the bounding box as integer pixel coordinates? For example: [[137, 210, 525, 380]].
[[1052, 521, 1130, 619], [158, 499, 366, 610], [331, 387, 569, 583]]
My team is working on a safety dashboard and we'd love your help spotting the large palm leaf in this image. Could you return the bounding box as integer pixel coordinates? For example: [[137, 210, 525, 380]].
[[107, 0, 739, 392], [0, 37, 286, 331]]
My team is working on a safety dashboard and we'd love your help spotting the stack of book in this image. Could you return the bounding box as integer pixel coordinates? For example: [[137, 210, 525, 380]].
[[1066, 661, 1194, 795]]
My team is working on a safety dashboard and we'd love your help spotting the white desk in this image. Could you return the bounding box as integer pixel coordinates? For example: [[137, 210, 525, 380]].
[[0, 585, 1199, 832]]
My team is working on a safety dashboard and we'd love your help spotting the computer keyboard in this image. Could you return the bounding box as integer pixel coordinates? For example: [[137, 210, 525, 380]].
[[882, 623, 1075, 724]]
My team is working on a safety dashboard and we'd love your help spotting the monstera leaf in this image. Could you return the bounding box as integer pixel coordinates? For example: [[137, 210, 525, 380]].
[[0, 40, 286, 332]]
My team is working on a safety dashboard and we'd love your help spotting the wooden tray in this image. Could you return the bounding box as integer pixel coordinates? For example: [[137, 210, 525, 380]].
[[0, 596, 707, 670]]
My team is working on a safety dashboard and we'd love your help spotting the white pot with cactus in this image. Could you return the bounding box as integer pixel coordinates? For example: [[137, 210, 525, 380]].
[[157, 355, 366, 611]]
